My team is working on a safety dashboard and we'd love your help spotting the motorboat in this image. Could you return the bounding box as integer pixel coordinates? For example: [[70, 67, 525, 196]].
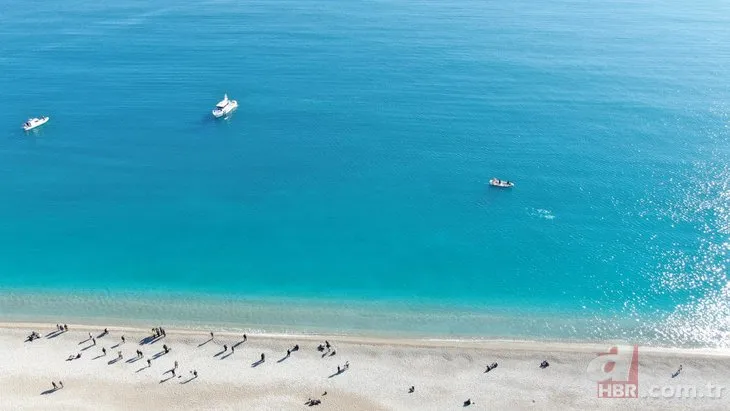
[[22, 116, 50, 131], [212, 94, 238, 118], [489, 178, 514, 188]]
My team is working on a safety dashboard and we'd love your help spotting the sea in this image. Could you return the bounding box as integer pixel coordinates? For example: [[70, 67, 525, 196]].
[[0, 0, 728, 347]]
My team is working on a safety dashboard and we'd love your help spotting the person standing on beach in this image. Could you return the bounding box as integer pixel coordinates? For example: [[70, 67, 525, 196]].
[[102, 347, 107, 356], [121, 335, 125, 345], [147, 359, 152, 367], [51, 382, 57, 390], [223, 344, 227, 352], [261, 353, 265, 362], [92, 337, 96, 346], [174, 361, 178, 370], [58, 381, 63, 389], [243, 334, 247, 342]]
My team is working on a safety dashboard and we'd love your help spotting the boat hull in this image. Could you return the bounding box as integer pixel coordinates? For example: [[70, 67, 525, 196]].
[[489, 178, 514, 188], [212, 101, 238, 118], [22, 117, 50, 131]]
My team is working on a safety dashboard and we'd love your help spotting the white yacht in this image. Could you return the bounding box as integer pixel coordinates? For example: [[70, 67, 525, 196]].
[[212, 94, 238, 118], [489, 177, 514, 188], [22, 116, 50, 131]]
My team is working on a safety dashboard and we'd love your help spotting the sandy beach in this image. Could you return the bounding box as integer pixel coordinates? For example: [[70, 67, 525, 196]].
[[0, 323, 728, 410]]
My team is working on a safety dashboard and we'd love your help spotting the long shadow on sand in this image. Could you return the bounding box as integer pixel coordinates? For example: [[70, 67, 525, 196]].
[[180, 376, 198, 384], [152, 351, 168, 360], [328, 370, 347, 379], [45, 330, 65, 340], [251, 359, 264, 368], [139, 335, 163, 346]]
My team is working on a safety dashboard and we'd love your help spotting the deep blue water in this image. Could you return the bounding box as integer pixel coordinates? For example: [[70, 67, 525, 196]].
[[0, 0, 728, 346]]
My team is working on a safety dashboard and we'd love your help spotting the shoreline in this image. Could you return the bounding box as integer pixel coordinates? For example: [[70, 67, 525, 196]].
[[0, 287, 692, 348], [3, 320, 730, 356]]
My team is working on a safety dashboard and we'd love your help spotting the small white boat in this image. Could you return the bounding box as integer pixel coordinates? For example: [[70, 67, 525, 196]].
[[22, 116, 50, 131], [489, 178, 514, 188], [212, 94, 238, 118]]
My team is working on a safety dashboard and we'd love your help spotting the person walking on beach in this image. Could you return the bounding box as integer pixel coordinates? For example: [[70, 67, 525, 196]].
[[260, 353, 265, 362], [147, 359, 152, 367], [102, 347, 107, 356], [210, 332, 214, 339], [121, 335, 125, 345], [51, 382, 57, 391], [223, 345, 228, 352], [92, 337, 96, 346], [64, 324, 68, 332], [58, 381, 63, 389], [243, 334, 247, 342]]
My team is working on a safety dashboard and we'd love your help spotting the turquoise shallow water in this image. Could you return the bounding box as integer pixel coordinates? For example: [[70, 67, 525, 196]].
[[0, 0, 728, 346]]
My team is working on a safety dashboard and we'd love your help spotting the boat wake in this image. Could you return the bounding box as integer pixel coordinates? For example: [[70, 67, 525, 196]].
[[528, 208, 556, 220]]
